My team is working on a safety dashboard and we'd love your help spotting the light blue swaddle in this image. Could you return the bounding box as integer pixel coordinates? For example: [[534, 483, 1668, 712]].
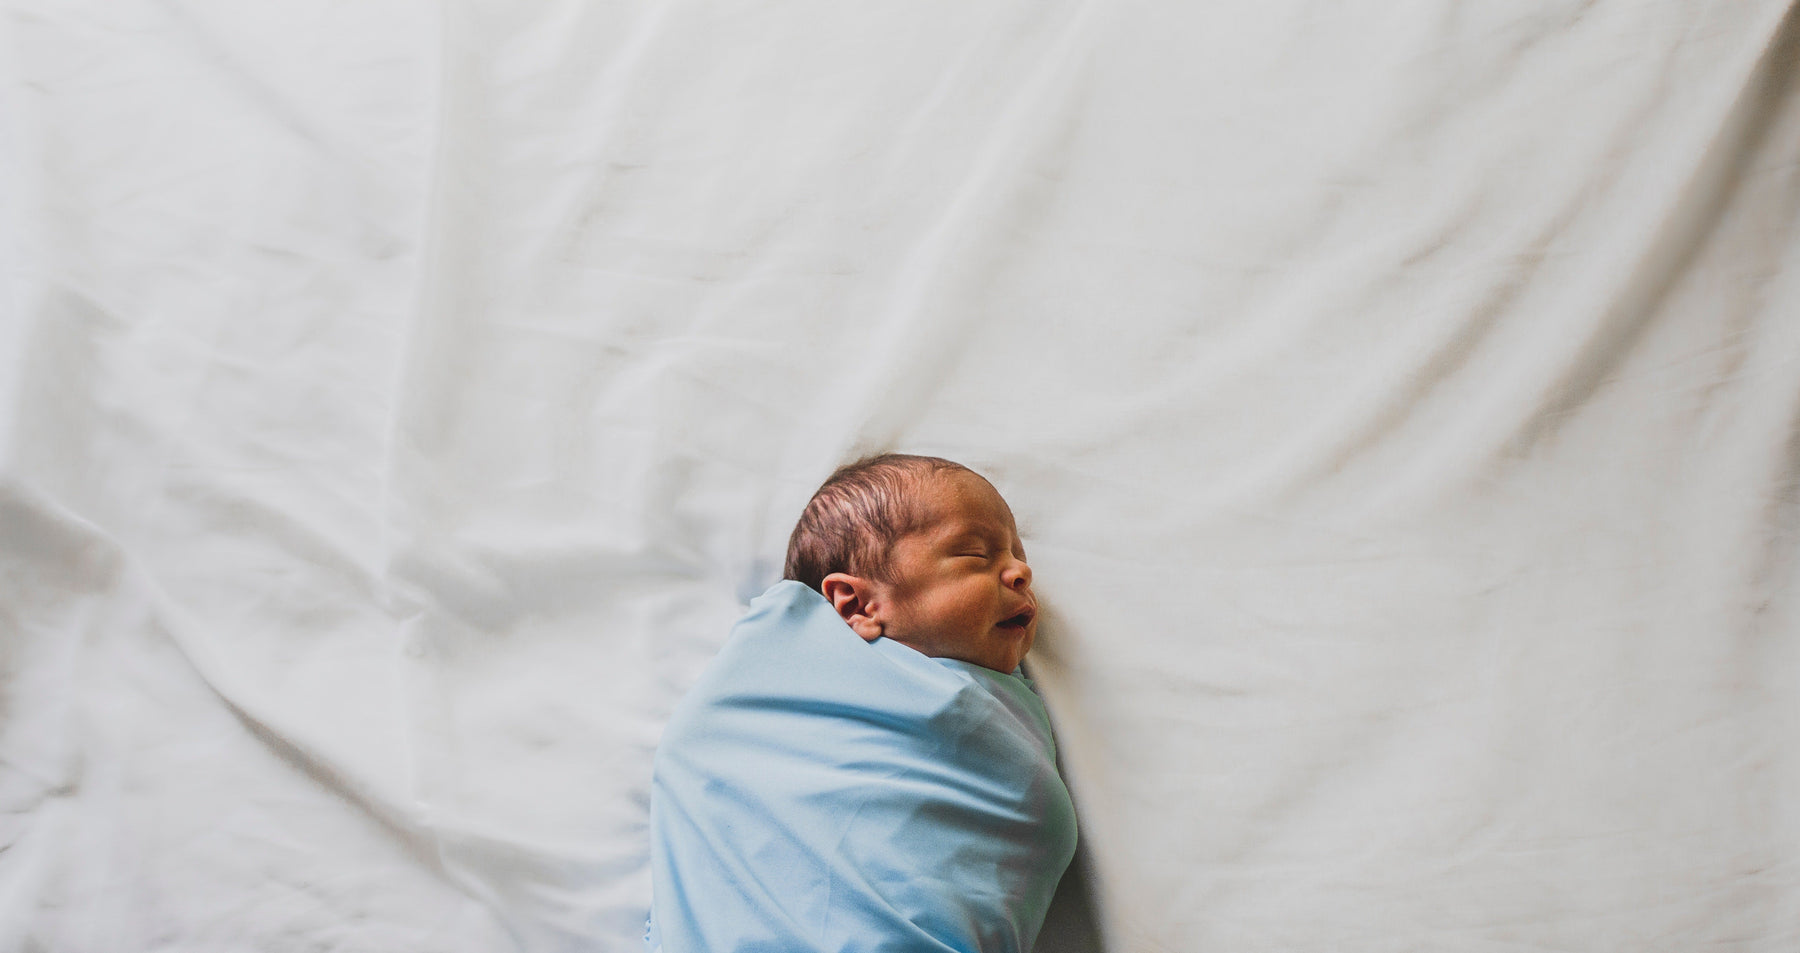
[[646, 581, 1078, 953]]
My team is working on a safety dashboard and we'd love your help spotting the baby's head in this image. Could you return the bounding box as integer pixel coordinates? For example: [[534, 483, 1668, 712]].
[[784, 454, 1037, 673]]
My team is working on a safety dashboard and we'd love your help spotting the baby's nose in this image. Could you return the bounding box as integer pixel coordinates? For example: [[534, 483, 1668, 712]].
[[1005, 558, 1032, 590]]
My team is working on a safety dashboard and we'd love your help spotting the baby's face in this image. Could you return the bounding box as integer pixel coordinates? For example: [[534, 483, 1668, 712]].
[[873, 471, 1037, 673]]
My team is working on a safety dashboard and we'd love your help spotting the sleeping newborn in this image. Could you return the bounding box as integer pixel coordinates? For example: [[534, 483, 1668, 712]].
[[646, 454, 1078, 952]]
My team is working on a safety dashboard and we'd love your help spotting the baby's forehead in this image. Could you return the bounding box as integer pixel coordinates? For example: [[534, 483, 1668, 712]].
[[905, 472, 1017, 534]]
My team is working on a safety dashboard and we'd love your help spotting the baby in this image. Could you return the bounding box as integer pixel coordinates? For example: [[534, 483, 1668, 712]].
[[646, 454, 1078, 952], [787, 453, 1041, 675]]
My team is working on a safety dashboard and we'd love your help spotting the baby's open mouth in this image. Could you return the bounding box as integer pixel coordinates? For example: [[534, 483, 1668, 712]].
[[996, 609, 1035, 630]]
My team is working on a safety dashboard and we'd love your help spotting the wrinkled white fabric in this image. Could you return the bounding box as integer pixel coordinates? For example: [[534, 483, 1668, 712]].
[[2, 1, 1798, 951]]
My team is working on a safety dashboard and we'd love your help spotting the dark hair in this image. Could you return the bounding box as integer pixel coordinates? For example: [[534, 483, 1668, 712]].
[[783, 453, 976, 592]]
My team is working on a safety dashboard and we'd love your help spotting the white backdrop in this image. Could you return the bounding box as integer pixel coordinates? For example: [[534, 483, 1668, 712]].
[[4, 1, 1798, 950]]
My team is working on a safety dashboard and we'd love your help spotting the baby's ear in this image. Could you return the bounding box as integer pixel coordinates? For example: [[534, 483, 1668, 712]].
[[820, 573, 882, 642]]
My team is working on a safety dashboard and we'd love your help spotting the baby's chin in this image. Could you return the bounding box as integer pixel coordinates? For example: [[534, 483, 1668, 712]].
[[892, 625, 1034, 672], [981, 627, 1036, 673], [929, 644, 1027, 674]]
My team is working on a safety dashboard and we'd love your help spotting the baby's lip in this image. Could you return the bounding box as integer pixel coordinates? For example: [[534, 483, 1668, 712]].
[[995, 605, 1036, 630]]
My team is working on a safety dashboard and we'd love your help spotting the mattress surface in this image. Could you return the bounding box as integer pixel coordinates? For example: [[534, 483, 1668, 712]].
[[3, 1, 1798, 950]]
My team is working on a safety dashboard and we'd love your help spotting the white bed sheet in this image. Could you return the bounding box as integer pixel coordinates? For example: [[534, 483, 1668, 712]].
[[3, 1, 1798, 950]]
